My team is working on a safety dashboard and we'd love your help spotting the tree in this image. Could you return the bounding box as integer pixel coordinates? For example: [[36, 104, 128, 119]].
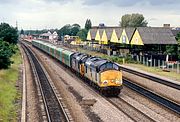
[[176, 32, 180, 40], [76, 29, 88, 41], [71, 24, 81, 36], [20, 29, 24, 35], [120, 13, 148, 27], [178, 39, 180, 60], [176, 32, 180, 60], [0, 40, 15, 69], [0, 23, 18, 44], [85, 19, 92, 30], [57, 24, 71, 37], [165, 45, 177, 55]]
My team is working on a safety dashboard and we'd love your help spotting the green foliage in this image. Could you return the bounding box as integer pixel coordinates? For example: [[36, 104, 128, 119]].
[[20, 29, 24, 35], [24, 29, 49, 35], [0, 40, 15, 69], [120, 13, 148, 27], [76, 29, 88, 41], [101, 55, 135, 64], [58, 24, 71, 37], [178, 39, 180, 60], [71, 24, 81, 36], [57, 24, 81, 37], [85, 19, 92, 30], [175, 32, 180, 60], [124, 55, 137, 63], [175, 32, 180, 40], [0, 23, 18, 44], [165, 45, 177, 55]]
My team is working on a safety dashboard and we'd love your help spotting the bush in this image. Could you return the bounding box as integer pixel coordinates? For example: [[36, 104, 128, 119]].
[[125, 55, 137, 63], [0, 40, 15, 69], [0, 23, 18, 44]]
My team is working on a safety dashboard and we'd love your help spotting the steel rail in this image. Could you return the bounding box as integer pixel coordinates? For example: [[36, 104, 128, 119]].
[[120, 66, 180, 90], [123, 78, 180, 115]]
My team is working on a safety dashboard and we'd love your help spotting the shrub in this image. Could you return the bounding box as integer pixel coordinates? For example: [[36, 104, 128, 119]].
[[0, 40, 15, 69]]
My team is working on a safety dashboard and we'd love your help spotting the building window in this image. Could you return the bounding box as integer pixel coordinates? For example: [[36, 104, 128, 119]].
[[122, 35, 126, 43], [135, 37, 138, 44]]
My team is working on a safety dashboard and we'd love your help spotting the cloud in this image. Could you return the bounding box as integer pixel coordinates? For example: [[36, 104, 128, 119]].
[[83, 0, 180, 7], [147, 0, 179, 6], [0, 0, 179, 29], [0, 0, 72, 5], [0, 0, 19, 4], [42, 0, 73, 4], [82, 0, 104, 5]]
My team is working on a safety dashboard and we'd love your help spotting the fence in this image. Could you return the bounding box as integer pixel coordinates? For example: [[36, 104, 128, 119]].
[[134, 55, 180, 74]]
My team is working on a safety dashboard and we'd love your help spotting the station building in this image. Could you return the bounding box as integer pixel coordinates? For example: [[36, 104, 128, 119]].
[[86, 26, 177, 57]]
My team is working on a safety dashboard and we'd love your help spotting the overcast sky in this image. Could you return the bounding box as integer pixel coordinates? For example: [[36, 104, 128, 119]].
[[0, 0, 179, 30]]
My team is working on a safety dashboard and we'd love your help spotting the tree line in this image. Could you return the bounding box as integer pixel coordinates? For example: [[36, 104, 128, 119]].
[[57, 19, 92, 41], [0, 23, 18, 69]]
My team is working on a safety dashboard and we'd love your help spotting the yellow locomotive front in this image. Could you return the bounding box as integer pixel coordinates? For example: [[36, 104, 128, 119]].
[[97, 62, 123, 96], [100, 70, 122, 87], [84, 57, 123, 96]]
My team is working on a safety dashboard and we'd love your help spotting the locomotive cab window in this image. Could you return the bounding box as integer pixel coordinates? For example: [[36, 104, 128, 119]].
[[99, 62, 119, 71], [99, 64, 106, 71], [106, 63, 113, 69]]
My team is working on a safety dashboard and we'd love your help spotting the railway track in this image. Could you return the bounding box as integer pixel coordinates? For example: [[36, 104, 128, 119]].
[[108, 97, 155, 122], [123, 78, 180, 115], [120, 66, 180, 90], [21, 43, 71, 122]]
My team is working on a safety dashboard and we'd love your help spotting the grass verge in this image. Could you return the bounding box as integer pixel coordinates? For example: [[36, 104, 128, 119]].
[[125, 64, 180, 82], [0, 47, 22, 121]]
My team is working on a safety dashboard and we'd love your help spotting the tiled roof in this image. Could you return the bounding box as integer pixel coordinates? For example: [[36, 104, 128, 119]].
[[125, 28, 135, 40], [115, 28, 123, 39], [99, 29, 104, 37], [105, 28, 113, 40], [137, 27, 177, 44], [90, 28, 97, 40]]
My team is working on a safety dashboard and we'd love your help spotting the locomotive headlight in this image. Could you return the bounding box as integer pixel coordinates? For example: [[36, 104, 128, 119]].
[[103, 80, 108, 85], [116, 80, 119, 84], [116, 79, 122, 84]]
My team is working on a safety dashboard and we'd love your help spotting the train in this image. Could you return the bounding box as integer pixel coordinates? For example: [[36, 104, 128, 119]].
[[31, 40, 123, 96]]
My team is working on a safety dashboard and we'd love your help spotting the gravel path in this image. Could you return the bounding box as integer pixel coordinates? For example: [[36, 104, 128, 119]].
[[20, 46, 41, 122]]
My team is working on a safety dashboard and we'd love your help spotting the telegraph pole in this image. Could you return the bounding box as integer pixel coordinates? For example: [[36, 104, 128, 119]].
[[16, 21, 18, 30]]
